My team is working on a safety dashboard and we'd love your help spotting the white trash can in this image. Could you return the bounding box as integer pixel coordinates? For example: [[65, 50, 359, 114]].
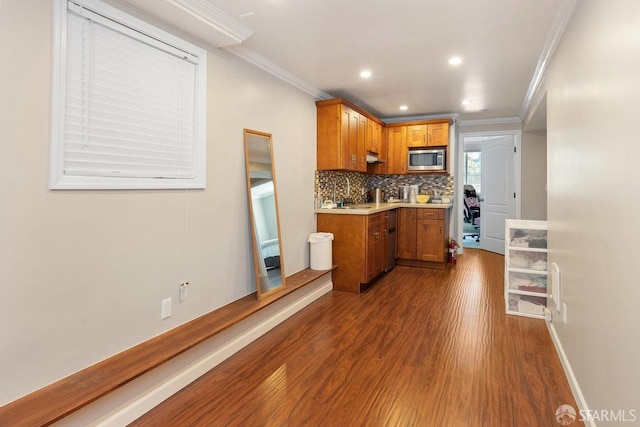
[[308, 232, 334, 270]]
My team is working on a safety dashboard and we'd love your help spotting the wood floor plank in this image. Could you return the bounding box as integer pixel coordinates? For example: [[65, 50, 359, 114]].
[[131, 249, 581, 426]]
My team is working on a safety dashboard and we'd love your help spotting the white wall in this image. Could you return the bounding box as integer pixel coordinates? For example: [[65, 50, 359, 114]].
[[521, 131, 547, 220], [0, 0, 316, 405], [546, 0, 640, 423]]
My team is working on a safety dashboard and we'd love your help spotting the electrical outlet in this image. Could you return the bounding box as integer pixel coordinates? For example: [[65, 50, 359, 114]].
[[562, 303, 567, 324], [161, 298, 172, 319], [179, 282, 189, 302]]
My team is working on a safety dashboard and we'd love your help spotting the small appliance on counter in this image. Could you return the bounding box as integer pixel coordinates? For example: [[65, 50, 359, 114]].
[[431, 188, 442, 204], [399, 185, 410, 202], [409, 185, 420, 203], [368, 188, 385, 203]]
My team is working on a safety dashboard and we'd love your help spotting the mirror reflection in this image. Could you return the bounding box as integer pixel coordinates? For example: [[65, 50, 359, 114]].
[[244, 129, 286, 298]]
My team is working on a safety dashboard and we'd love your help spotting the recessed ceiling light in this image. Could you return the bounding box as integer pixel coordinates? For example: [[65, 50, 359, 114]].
[[399, 105, 408, 111], [360, 70, 372, 78], [449, 57, 462, 66], [462, 99, 472, 105]]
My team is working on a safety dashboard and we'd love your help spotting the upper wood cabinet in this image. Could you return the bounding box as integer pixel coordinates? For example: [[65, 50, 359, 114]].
[[367, 119, 382, 154], [368, 126, 387, 174], [316, 99, 383, 172], [406, 125, 428, 147], [386, 126, 407, 174], [406, 122, 449, 147], [427, 122, 449, 146]]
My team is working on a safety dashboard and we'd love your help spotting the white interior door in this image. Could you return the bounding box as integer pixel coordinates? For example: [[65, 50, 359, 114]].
[[480, 136, 515, 254]]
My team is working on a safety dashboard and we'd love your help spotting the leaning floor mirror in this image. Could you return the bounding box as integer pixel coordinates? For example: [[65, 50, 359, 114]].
[[243, 129, 286, 298]]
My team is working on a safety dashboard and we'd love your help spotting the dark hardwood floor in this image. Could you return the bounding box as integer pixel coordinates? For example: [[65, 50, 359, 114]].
[[131, 249, 581, 426]]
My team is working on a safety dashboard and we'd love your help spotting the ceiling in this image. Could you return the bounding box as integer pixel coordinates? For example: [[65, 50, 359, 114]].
[[121, 0, 575, 125]]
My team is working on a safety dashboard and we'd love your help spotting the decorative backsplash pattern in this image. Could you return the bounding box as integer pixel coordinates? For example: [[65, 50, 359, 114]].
[[369, 174, 454, 200], [316, 171, 369, 204], [315, 170, 454, 204]]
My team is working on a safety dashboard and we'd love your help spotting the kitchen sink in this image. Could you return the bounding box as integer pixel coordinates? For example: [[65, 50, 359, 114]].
[[337, 205, 372, 209]]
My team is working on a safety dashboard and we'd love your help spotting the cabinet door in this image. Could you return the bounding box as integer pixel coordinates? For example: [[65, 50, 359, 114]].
[[356, 113, 367, 172], [381, 212, 389, 270], [416, 218, 445, 262], [365, 214, 385, 282], [397, 208, 416, 259], [386, 126, 407, 174], [369, 126, 387, 174], [366, 119, 375, 153], [346, 107, 359, 170], [317, 104, 343, 170], [340, 106, 353, 169], [407, 125, 427, 147], [367, 120, 382, 154], [427, 122, 449, 146]]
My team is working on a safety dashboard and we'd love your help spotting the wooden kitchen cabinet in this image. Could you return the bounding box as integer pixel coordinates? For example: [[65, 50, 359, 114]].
[[406, 122, 449, 147], [317, 212, 388, 293], [427, 121, 449, 146], [365, 212, 387, 283], [367, 119, 382, 153], [406, 125, 428, 147], [416, 209, 447, 262], [397, 208, 449, 268], [316, 98, 381, 172], [397, 207, 417, 259], [386, 126, 407, 174], [384, 119, 450, 174], [368, 126, 387, 174]]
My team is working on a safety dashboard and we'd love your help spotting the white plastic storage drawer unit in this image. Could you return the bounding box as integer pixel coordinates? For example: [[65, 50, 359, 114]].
[[505, 219, 548, 318]]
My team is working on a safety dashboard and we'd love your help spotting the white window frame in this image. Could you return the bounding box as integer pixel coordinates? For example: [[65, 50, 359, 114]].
[[50, 0, 207, 189]]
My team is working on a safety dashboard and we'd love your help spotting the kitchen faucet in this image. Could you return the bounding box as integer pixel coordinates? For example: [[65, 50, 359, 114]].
[[332, 176, 351, 205]]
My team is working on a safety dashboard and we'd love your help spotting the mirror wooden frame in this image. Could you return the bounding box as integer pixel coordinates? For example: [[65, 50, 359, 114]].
[[243, 129, 286, 298]]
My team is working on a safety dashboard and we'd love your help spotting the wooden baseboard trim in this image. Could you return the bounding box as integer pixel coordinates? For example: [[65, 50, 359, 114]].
[[0, 268, 334, 427]]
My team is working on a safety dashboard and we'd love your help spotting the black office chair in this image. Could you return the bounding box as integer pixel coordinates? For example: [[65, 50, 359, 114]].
[[463, 185, 480, 242]]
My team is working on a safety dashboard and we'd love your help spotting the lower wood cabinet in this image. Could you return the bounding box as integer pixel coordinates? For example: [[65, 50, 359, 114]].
[[317, 212, 388, 293], [397, 208, 449, 267]]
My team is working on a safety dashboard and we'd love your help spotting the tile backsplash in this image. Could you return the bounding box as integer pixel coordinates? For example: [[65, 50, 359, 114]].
[[316, 171, 454, 204], [315, 170, 369, 204]]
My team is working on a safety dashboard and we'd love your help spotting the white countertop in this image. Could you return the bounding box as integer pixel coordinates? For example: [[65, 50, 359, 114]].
[[314, 201, 453, 215]]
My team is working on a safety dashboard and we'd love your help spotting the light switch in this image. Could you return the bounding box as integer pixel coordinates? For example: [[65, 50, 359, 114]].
[[161, 298, 172, 319]]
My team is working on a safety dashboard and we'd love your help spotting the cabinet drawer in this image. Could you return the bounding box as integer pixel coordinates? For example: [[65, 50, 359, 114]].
[[417, 209, 443, 220], [367, 212, 386, 227], [507, 294, 546, 316]]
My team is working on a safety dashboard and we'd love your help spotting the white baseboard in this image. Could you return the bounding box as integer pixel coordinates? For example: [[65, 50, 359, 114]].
[[546, 319, 595, 427], [55, 277, 333, 427]]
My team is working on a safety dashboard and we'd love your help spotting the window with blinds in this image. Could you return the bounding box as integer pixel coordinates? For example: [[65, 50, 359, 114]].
[[50, 0, 207, 189]]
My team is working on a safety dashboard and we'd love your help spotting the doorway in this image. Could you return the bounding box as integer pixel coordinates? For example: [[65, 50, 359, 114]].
[[457, 131, 521, 255], [462, 150, 481, 249]]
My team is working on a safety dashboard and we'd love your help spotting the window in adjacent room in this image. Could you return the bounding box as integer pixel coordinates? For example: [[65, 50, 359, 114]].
[[50, 0, 207, 189], [463, 151, 481, 194]]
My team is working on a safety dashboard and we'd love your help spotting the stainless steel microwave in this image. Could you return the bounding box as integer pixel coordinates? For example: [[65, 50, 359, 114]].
[[407, 148, 445, 171]]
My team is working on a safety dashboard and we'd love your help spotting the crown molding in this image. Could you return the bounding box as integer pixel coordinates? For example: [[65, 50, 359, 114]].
[[519, 0, 579, 119], [122, 0, 253, 47], [458, 116, 522, 127], [382, 113, 459, 124], [166, 0, 254, 43], [224, 45, 332, 100]]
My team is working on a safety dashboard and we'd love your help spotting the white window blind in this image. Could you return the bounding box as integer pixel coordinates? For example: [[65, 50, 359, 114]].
[[50, 0, 207, 189]]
